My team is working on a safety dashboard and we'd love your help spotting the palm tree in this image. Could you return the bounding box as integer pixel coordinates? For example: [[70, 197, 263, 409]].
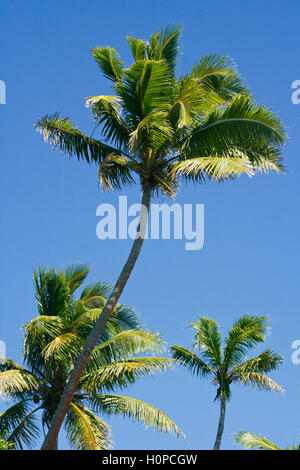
[[170, 315, 284, 450], [0, 264, 183, 449], [0, 431, 15, 450], [235, 431, 300, 450], [35, 25, 286, 448]]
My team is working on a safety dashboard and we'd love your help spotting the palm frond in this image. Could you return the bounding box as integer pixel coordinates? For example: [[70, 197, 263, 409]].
[[223, 315, 268, 369], [91, 46, 124, 83], [185, 95, 286, 169], [127, 36, 147, 62], [80, 281, 111, 309], [169, 77, 204, 128], [0, 369, 41, 399], [63, 263, 90, 294], [170, 345, 213, 377], [92, 394, 184, 437], [171, 154, 254, 182], [115, 59, 171, 127], [81, 357, 173, 393], [42, 333, 84, 364], [33, 267, 69, 317], [98, 154, 136, 190], [85, 95, 130, 149], [128, 110, 173, 154], [235, 431, 281, 450], [230, 349, 283, 380], [87, 329, 165, 369], [190, 317, 222, 368], [35, 113, 120, 164], [147, 24, 182, 74], [0, 401, 40, 450], [236, 371, 284, 394], [23, 315, 64, 370], [65, 402, 112, 450], [190, 53, 248, 104]]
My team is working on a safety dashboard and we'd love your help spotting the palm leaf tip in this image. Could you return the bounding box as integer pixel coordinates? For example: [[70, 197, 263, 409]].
[[235, 431, 280, 450], [91, 46, 124, 83], [92, 394, 185, 438], [65, 403, 112, 450]]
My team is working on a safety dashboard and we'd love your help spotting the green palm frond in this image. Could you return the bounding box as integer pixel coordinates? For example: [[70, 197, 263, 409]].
[[115, 59, 171, 127], [235, 431, 281, 450], [289, 443, 300, 450], [107, 305, 142, 331], [88, 329, 165, 368], [128, 110, 173, 154], [79, 281, 111, 309], [230, 349, 283, 380], [236, 371, 284, 394], [33, 267, 69, 317], [92, 394, 185, 437], [85, 95, 130, 149], [81, 357, 173, 393], [223, 315, 268, 369], [190, 317, 222, 368], [23, 315, 64, 371], [185, 95, 286, 166], [127, 36, 147, 62], [170, 345, 213, 377], [190, 53, 247, 103], [0, 369, 41, 399], [35, 114, 120, 165], [42, 333, 84, 364], [0, 401, 40, 450], [91, 46, 124, 83], [73, 304, 140, 337], [98, 154, 136, 190], [169, 77, 204, 128], [65, 402, 112, 450], [63, 263, 90, 294], [0, 358, 23, 373], [147, 24, 182, 74], [170, 154, 254, 182]]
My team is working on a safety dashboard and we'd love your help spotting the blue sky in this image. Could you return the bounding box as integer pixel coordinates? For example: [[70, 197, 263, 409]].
[[1, 0, 300, 450]]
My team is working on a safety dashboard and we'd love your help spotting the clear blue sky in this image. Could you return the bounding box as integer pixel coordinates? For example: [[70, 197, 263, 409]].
[[1, 0, 300, 450]]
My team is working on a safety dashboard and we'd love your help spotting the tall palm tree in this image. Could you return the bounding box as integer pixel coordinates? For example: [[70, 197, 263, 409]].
[[235, 431, 300, 450], [0, 264, 183, 449], [170, 315, 284, 450], [35, 25, 286, 448]]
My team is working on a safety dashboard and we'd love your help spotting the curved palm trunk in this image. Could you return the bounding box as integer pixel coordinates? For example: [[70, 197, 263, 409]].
[[41, 187, 152, 450], [213, 398, 226, 450]]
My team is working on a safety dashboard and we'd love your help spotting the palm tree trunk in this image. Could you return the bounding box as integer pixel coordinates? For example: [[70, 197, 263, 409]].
[[213, 398, 226, 450], [52, 438, 58, 450], [40, 186, 151, 450]]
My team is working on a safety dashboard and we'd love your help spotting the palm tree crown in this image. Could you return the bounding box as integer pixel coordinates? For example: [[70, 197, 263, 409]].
[[0, 264, 183, 449], [36, 24, 286, 198], [171, 315, 284, 449]]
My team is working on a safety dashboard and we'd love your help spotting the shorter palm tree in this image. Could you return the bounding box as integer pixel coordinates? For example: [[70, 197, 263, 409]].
[[0, 264, 183, 449], [235, 431, 300, 450], [170, 315, 284, 450]]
